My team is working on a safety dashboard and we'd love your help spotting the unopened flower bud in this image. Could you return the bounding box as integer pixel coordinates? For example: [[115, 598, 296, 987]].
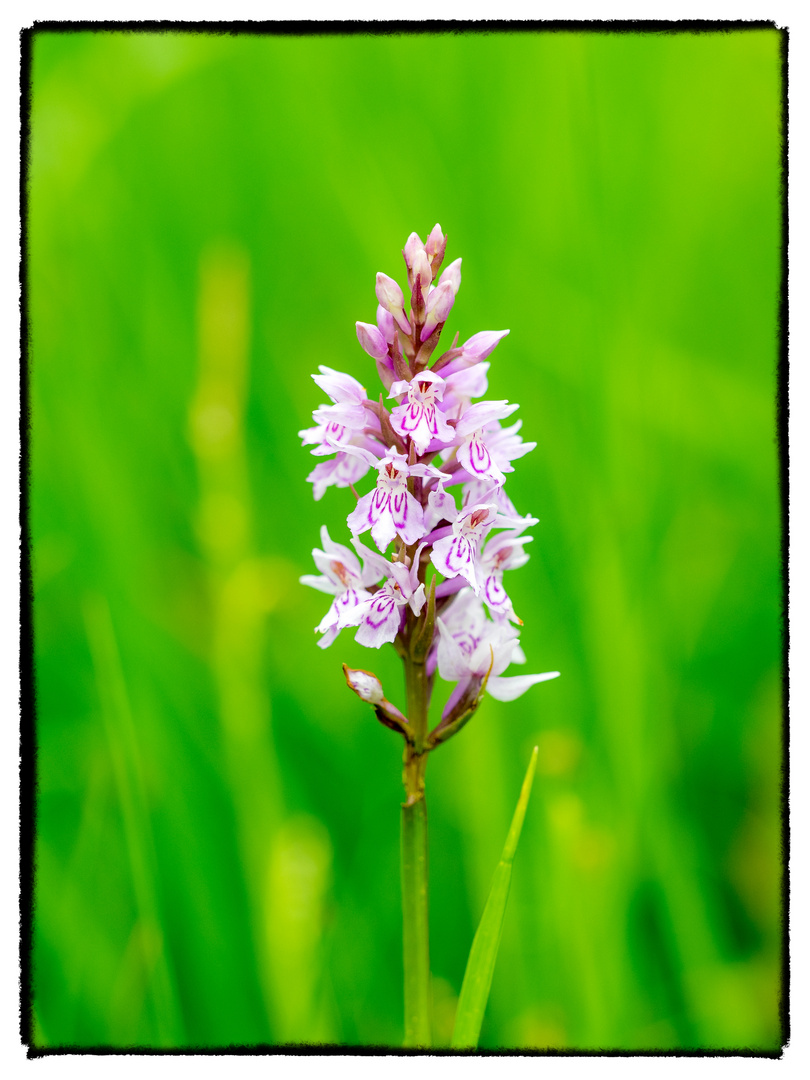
[[420, 279, 456, 342], [343, 664, 411, 737], [403, 231, 425, 271], [438, 257, 462, 295], [411, 250, 432, 325], [411, 283, 427, 326], [375, 357, 396, 392], [344, 666, 385, 704], [412, 249, 432, 295], [376, 304, 396, 344], [425, 223, 447, 277], [356, 321, 389, 361], [461, 328, 510, 361], [375, 272, 411, 335]]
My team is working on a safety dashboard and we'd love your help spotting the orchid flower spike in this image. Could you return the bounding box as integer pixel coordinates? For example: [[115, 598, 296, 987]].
[[300, 226, 558, 755]]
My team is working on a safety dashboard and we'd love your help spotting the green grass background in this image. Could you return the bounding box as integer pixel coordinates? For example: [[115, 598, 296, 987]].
[[29, 28, 784, 1051]]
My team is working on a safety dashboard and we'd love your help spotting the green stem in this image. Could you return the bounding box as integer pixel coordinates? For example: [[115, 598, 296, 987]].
[[401, 797, 430, 1047], [400, 652, 431, 1047]]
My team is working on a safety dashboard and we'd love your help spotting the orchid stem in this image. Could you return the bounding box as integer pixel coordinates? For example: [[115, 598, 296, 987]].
[[401, 653, 431, 1048], [401, 796, 430, 1047]]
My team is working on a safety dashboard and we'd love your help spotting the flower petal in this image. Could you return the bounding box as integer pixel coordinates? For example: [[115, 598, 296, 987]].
[[312, 367, 366, 405], [346, 490, 379, 537], [354, 592, 405, 648], [486, 672, 560, 702], [431, 533, 478, 590], [455, 400, 519, 439], [299, 573, 337, 596], [370, 509, 398, 551], [457, 432, 506, 485], [389, 489, 426, 545], [408, 583, 426, 616], [436, 617, 473, 681]]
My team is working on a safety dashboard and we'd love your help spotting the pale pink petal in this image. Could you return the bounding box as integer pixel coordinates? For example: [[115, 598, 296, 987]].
[[351, 536, 392, 586], [299, 573, 337, 596], [376, 272, 411, 334], [443, 362, 490, 402], [299, 423, 327, 447], [456, 432, 506, 485], [311, 546, 362, 582], [425, 223, 445, 261], [486, 419, 537, 467], [420, 280, 456, 341], [313, 367, 366, 404], [391, 401, 453, 454], [312, 401, 367, 429], [408, 462, 451, 481], [437, 257, 462, 294], [388, 379, 411, 399], [377, 304, 396, 343], [370, 508, 398, 551], [403, 232, 425, 270], [317, 526, 363, 573], [307, 452, 370, 501], [333, 442, 380, 467], [436, 618, 473, 681], [481, 573, 513, 616], [431, 533, 477, 590], [346, 490, 380, 537], [316, 588, 372, 635], [461, 329, 509, 361], [455, 400, 519, 439], [412, 249, 432, 294], [317, 624, 340, 649], [353, 591, 406, 648], [314, 420, 352, 453], [385, 559, 416, 594], [424, 485, 457, 531], [486, 672, 560, 702], [408, 583, 426, 616], [462, 479, 526, 523], [375, 357, 396, 393], [388, 489, 425, 545], [356, 321, 389, 361]]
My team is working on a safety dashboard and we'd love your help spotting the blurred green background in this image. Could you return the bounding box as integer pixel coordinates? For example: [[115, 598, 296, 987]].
[[29, 28, 783, 1051]]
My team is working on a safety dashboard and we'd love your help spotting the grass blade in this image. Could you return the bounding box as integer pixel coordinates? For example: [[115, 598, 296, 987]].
[[451, 746, 539, 1050]]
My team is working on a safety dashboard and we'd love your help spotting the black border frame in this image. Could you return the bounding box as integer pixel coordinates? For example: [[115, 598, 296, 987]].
[[19, 17, 790, 1059]]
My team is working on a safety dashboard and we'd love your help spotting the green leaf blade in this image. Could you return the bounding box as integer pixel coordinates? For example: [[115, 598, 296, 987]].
[[451, 746, 539, 1050]]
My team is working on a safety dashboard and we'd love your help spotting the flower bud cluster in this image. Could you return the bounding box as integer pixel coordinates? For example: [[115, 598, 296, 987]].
[[300, 226, 558, 736]]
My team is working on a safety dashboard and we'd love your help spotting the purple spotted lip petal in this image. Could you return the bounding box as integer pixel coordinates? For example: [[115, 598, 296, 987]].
[[484, 576, 508, 608], [390, 490, 407, 529], [368, 594, 395, 629], [445, 536, 471, 574], [456, 431, 506, 486]]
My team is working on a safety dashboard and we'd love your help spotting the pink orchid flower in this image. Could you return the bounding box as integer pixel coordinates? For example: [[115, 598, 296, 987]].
[[300, 526, 384, 647], [437, 590, 559, 712], [388, 371, 455, 454]]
